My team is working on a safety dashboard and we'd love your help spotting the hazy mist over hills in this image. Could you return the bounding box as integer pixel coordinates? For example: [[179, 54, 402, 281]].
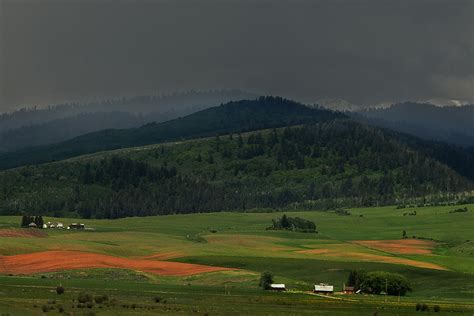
[[0, 90, 257, 152], [355, 103, 474, 147]]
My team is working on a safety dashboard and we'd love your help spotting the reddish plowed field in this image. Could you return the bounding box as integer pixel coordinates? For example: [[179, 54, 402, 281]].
[[0, 229, 47, 238], [335, 252, 447, 270], [0, 251, 233, 276], [353, 239, 437, 255]]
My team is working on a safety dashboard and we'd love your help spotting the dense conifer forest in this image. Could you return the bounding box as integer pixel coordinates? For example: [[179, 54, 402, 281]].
[[1, 118, 472, 218]]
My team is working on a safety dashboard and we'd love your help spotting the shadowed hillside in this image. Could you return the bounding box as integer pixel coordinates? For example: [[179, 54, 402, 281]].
[[0, 97, 344, 170], [0, 90, 257, 152], [356, 103, 474, 146]]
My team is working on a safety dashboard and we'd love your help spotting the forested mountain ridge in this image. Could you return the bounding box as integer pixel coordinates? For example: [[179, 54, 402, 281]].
[[356, 102, 474, 146], [0, 90, 256, 132], [0, 90, 257, 153], [0, 97, 344, 170], [1, 119, 472, 219]]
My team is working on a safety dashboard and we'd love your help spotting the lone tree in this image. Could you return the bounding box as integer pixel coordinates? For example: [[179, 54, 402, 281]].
[[259, 271, 274, 290], [34, 216, 44, 229], [21, 215, 31, 227], [56, 285, 65, 295], [280, 214, 290, 229]]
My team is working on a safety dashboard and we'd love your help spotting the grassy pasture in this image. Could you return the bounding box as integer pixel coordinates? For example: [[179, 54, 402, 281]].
[[0, 204, 473, 314]]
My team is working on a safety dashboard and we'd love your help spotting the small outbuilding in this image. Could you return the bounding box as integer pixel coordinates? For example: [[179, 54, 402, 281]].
[[269, 284, 286, 291], [343, 285, 355, 294], [69, 223, 85, 229], [314, 283, 334, 294]]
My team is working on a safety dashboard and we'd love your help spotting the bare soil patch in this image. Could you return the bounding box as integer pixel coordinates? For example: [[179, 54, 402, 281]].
[[335, 252, 447, 271], [0, 251, 234, 276], [297, 242, 447, 271], [353, 239, 437, 255]]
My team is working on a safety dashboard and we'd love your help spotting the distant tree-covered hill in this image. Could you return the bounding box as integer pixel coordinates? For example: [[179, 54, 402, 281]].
[[0, 97, 344, 170], [0, 120, 472, 219], [0, 90, 257, 152], [356, 102, 474, 147], [0, 90, 256, 132]]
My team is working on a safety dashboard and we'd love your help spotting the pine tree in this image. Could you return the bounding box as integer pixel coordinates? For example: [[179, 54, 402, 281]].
[[21, 215, 29, 227], [237, 134, 243, 148]]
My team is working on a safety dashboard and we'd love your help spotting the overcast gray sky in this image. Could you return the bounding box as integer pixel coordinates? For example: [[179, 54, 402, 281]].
[[1, 0, 473, 111]]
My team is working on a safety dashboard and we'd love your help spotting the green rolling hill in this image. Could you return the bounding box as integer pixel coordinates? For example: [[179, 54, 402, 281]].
[[1, 118, 472, 218]]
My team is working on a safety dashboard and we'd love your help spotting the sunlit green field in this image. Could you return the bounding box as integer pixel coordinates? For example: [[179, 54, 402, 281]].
[[1, 204, 473, 314]]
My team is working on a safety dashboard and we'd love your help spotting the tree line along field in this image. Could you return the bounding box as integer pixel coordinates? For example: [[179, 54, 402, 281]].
[[0, 204, 473, 315]]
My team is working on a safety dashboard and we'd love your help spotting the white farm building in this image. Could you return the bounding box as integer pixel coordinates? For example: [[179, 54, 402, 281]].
[[314, 283, 334, 294], [269, 284, 286, 291]]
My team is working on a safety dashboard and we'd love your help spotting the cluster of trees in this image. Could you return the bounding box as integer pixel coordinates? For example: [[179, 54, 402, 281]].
[[20, 215, 44, 228], [347, 270, 412, 296], [267, 214, 317, 232], [75, 157, 244, 218]]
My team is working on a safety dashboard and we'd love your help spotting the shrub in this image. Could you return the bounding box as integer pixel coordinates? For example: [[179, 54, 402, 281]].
[[86, 302, 94, 309], [434, 305, 440, 312], [335, 209, 351, 216], [77, 292, 93, 303], [58, 305, 64, 313], [42, 305, 49, 312], [94, 295, 108, 304], [56, 286, 65, 295], [450, 207, 468, 213], [154, 296, 162, 303], [421, 304, 429, 312], [415, 303, 422, 311], [259, 271, 274, 290]]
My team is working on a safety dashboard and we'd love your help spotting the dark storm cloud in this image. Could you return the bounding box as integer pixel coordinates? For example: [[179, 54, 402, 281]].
[[1, 0, 473, 110]]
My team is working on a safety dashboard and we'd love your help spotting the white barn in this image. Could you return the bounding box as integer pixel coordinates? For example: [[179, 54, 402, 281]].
[[269, 284, 286, 291], [314, 283, 334, 294]]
